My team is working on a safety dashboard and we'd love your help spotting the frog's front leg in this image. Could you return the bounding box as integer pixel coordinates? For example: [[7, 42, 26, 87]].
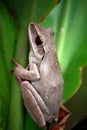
[[13, 60, 40, 81], [21, 81, 49, 127]]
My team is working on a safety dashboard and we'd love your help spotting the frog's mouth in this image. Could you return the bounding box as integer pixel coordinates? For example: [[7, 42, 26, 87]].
[[29, 23, 45, 60]]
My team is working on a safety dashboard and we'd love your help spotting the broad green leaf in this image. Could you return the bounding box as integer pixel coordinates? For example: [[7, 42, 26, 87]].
[[56, 0, 87, 102], [0, 1, 17, 130], [42, 0, 87, 102]]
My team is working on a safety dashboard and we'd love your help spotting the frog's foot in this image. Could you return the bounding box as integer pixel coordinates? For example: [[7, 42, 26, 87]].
[[12, 59, 24, 68], [13, 60, 40, 83]]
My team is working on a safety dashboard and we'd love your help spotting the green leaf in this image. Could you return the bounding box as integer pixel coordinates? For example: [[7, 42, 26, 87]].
[[57, 0, 87, 102], [42, 0, 87, 102], [0, 1, 17, 130]]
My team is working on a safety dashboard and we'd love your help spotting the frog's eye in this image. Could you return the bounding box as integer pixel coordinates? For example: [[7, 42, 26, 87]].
[[35, 35, 43, 47]]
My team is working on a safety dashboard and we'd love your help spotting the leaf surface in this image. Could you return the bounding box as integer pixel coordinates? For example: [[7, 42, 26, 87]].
[[0, 1, 17, 129]]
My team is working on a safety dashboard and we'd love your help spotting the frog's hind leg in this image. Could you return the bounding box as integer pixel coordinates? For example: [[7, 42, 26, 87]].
[[21, 81, 46, 127]]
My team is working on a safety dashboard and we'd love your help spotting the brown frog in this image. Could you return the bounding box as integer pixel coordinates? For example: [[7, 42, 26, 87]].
[[13, 23, 64, 127]]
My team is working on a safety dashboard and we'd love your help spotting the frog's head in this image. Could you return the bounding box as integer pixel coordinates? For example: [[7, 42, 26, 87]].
[[29, 23, 55, 61]]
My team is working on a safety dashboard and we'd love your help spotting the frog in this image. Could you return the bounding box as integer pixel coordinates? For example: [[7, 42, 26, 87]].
[[13, 23, 64, 127]]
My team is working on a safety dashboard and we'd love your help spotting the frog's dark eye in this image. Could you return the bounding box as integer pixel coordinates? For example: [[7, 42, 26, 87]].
[[35, 35, 43, 46]]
